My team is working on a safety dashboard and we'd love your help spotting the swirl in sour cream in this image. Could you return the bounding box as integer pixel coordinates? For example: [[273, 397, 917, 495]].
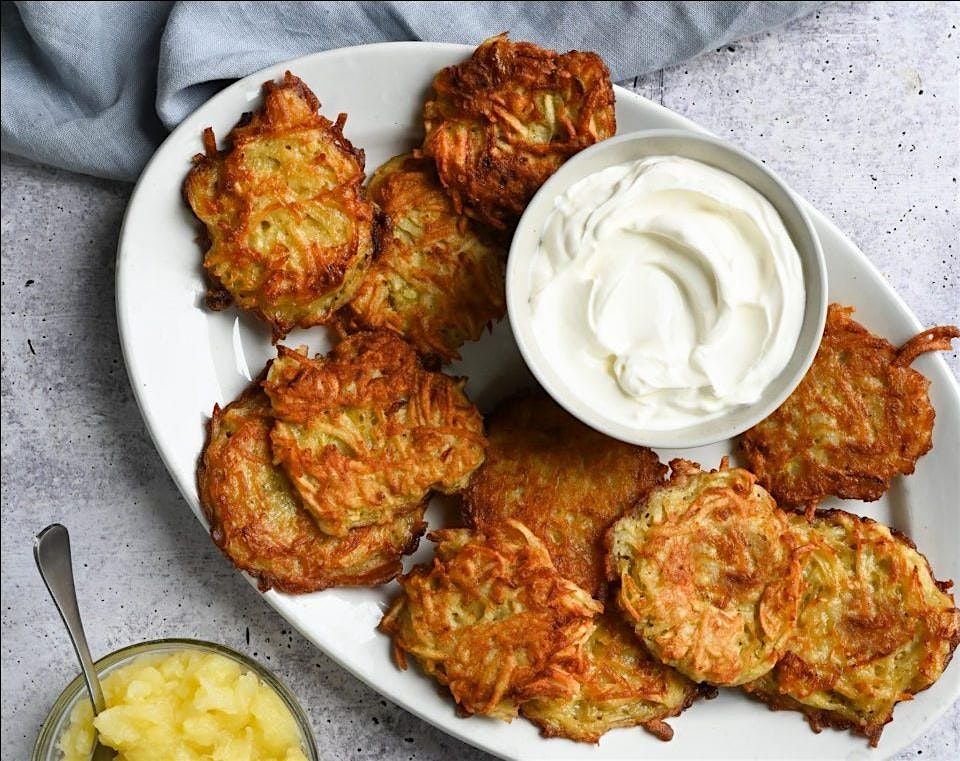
[[529, 155, 805, 431]]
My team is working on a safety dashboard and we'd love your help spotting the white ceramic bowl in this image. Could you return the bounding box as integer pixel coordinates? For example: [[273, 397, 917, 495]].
[[506, 129, 828, 449]]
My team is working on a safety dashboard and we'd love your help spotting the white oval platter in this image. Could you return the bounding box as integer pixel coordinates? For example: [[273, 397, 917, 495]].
[[117, 42, 960, 761]]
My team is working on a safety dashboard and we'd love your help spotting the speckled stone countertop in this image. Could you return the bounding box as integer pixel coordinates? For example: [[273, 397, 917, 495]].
[[2, 2, 958, 759]]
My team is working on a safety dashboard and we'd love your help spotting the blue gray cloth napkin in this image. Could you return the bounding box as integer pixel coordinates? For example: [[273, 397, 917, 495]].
[[1, 1, 821, 182]]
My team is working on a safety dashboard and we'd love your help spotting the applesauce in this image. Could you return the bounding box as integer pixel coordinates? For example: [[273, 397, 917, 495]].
[[34, 640, 316, 761]]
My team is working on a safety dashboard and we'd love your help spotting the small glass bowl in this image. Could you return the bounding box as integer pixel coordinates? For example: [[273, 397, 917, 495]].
[[32, 638, 319, 761]]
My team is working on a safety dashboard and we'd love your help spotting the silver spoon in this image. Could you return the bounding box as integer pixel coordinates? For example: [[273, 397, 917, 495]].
[[35, 524, 116, 761]]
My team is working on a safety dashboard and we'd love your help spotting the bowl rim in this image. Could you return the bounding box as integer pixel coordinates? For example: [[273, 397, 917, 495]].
[[31, 637, 319, 761], [505, 128, 828, 449]]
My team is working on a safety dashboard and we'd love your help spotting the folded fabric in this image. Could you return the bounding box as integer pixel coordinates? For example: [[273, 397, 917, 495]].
[[1, 1, 821, 181]]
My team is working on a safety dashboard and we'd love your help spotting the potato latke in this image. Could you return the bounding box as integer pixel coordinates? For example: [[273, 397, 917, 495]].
[[422, 33, 615, 230], [263, 331, 486, 537], [741, 304, 959, 511], [744, 509, 959, 746], [463, 391, 666, 598], [197, 382, 426, 593], [339, 154, 506, 362], [608, 460, 804, 686], [519, 612, 702, 743], [184, 72, 375, 340], [379, 521, 602, 720]]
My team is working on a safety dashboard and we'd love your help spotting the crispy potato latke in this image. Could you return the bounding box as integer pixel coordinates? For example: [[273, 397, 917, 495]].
[[339, 154, 506, 363], [263, 331, 486, 537], [184, 72, 375, 340], [463, 391, 666, 598], [422, 33, 615, 230], [608, 460, 804, 686], [197, 383, 426, 594], [520, 612, 703, 743], [379, 521, 602, 719], [741, 304, 960, 511], [744, 510, 959, 746]]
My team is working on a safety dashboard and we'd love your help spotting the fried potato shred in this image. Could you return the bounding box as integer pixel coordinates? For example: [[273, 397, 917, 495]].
[[895, 324, 960, 367], [339, 154, 506, 362], [519, 612, 703, 743], [379, 521, 602, 719], [197, 383, 426, 593], [608, 460, 804, 686], [741, 304, 959, 510], [743, 510, 959, 746], [422, 33, 615, 230], [184, 72, 375, 340], [263, 331, 486, 536], [463, 391, 666, 598]]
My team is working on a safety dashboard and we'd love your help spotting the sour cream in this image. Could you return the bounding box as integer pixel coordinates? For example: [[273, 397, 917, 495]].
[[529, 155, 805, 431]]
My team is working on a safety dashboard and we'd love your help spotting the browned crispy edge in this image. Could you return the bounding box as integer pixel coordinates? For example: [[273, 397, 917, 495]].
[[743, 506, 960, 747], [524, 680, 716, 744], [895, 325, 960, 367]]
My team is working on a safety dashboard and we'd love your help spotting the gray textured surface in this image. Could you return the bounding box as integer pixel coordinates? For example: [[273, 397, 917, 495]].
[[2, 2, 958, 759]]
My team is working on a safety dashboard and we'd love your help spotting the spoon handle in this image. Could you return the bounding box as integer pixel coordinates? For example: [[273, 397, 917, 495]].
[[34, 524, 106, 714]]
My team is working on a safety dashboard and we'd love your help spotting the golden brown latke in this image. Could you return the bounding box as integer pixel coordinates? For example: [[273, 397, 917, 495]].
[[196, 382, 426, 594], [743, 509, 959, 747], [263, 331, 486, 537], [519, 612, 703, 743], [184, 71, 375, 340], [608, 460, 804, 686], [379, 521, 602, 720], [741, 304, 959, 511], [422, 33, 616, 230], [339, 154, 506, 363], [463, 391, 666, 598]]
